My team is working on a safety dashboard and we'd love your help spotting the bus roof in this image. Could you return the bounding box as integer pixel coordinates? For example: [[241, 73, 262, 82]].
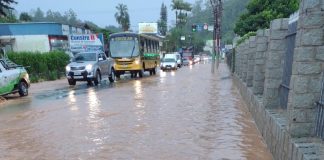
[[110, 32, 161, 41]]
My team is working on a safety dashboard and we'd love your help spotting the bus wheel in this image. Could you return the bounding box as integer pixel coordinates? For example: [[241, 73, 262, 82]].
[[139, 70, 144, 78]]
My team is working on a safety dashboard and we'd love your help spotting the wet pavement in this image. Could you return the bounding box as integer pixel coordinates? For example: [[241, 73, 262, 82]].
[[0, 62, 273, 160]]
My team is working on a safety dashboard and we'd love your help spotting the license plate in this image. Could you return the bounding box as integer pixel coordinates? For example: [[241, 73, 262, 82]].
[[73, 71, 82, 75], [122, 64, 128, 68], [74, 75, 83, 79]]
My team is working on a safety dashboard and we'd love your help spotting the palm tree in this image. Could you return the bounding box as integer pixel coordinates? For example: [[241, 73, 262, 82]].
[[114, 3, 130, 31], [0, 0, 16, 17], [171, 0, 191, 26]]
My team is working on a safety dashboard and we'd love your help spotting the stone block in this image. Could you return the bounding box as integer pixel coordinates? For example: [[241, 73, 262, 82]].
[[292, 62, 321, 75], [294, 47, 316, 62], [257, 29, 266, 36], [301, 0, 322, 11], [315, 46, 324, 61], [271, 18, 288, 30], [308, 75, 322, 93], [301, 28, 323, 46], [256, 43, 268, 52], [291, 93, 318, 109], [300, 11, 324, 28], [292, 76, 309, 94], [269, 39, 287, 51], [266, 59, 284, 70], [270, 30, 288, 39], [254, 59, 265, 65], [289, 123, 314, 137], [289, 108, 317, 123]]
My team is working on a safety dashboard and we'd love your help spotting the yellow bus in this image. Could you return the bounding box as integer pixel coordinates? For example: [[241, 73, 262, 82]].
[[109, 32, 161, 78]]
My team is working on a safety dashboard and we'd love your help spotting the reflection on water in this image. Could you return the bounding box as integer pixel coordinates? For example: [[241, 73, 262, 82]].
[[87, 87, 101, 123], [68, 90, 78, 111], [133, 80, 146, 132], [0, 63, 273, 160]]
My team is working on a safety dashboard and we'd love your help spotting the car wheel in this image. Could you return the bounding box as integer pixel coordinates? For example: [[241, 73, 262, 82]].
[[94, 71, 101, 86], [68, 79, 76, 85], [18, 81, 28, 97], [109, 68, 116, 83]]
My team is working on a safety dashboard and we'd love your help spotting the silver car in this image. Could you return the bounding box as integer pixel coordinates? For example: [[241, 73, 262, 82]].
[[160, 58, 177, 71], [65, 51, 116, 85]]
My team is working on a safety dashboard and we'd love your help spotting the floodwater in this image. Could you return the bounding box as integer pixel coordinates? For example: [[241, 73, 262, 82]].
[[0, 62, 273, 160]]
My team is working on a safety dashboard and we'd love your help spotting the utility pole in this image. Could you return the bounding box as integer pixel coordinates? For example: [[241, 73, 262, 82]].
[[210, 0, 223, 73]]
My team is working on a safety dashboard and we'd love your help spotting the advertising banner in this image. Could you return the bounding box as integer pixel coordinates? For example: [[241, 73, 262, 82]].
[[138, 23, 158, 34], [69, 34, 104, 53]]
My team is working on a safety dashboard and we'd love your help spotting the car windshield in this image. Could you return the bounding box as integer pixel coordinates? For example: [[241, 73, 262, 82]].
[[73, 53, 96, 62], [110, 37, 139, 58], [163, 58, 176, 62]]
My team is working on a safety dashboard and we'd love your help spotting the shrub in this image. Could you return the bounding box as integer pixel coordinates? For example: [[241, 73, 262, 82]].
[[236, 32, 257, 46], [7, 51, 70, 82]]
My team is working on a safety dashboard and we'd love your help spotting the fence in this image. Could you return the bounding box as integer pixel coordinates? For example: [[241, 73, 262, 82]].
[[315, 72, 324, 140], [279, 20, 297, 109]]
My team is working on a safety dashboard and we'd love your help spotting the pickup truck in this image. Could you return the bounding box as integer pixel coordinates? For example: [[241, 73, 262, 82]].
[[0, 59, 30, 97]]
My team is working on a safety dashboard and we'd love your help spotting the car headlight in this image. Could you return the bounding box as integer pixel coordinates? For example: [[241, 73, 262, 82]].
[[66, 66, 71, 72], [86, 64, 93, 71], [134, 58, 140, 65]]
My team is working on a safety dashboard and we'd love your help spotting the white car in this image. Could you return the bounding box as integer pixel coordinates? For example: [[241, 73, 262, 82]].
[[65, 51, 115, 85], [160, 58, 177, 71], [164, 53, 182, 67], [0, 59, 30, 97]]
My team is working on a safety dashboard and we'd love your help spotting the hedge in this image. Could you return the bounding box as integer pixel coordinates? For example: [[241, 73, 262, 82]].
[[7, 51, 70, 82]]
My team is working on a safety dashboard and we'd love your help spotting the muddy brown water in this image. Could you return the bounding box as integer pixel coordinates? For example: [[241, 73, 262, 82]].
[[0, 63, 273, 160]]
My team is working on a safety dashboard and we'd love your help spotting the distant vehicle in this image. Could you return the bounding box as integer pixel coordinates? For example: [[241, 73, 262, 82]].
[[0, 49, 30, 97], [65, 51, 115, 86], [109, 32, 161, 78], [160, 58, 177, 71], [193, 57, 200, 63], [182, 58, 190, 66], [164, 52, 182, 67]]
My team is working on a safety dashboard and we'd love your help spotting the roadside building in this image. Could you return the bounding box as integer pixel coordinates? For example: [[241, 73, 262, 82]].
[[0, 22, 91, 52]]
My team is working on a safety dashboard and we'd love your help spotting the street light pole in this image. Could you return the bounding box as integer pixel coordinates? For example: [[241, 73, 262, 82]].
[[209, 0, 222, 73]]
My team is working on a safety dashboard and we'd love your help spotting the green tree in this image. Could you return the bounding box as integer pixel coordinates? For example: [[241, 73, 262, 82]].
[[114, 3, 130, 31], [171, 0, 192, 27], [32, 8, 45, 21], [234, 0, 299, 36], [19, 12, 32, 22], [158, 3, 167, 36], [0, 0, 16, 17]]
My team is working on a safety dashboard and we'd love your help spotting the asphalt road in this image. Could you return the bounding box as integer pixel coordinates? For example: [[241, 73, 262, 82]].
[[0, 62, 273, 160]]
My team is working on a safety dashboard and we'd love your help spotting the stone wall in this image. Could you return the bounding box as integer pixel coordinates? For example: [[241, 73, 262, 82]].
[[263, 18, 289, 109], [253, 29, 269, 95], [287, 0, 324, 138], [247, 36, 256, 87], [232, 0, 324, 159]]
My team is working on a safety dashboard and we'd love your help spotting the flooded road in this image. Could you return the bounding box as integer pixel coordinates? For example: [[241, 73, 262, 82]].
[[0, 63, 273, 160]]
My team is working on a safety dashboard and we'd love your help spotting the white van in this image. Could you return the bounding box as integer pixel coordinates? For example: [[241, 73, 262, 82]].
[[164, 53, 182, 67]]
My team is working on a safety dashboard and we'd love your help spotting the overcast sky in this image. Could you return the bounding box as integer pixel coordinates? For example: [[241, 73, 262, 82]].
[[14, 0, 197, 30]]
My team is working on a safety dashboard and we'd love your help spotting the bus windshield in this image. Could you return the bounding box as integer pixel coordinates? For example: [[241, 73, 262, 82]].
[[110, 37, 139, 58]]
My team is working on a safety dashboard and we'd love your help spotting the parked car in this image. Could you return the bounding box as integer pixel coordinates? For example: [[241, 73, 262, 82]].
[[0, 59, 30, 97], [65, 51, 115, 85], [160, 58, 177, 71]]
